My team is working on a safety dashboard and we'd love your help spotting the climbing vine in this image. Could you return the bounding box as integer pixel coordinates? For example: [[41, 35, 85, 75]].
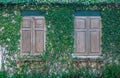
[[0, 4, 120, 75]]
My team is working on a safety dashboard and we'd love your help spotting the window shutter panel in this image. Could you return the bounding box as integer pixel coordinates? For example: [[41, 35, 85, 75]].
[[74, 17, 88, 55], [21, 16, 45, 55], [74, 16, 101, 56], [33, 17, 45, 54], [89, 17, 101, 56], [21, 17, 32, 53], [35, 31, 44, 53]]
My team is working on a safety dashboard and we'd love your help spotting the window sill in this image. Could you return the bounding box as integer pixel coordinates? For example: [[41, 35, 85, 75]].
[[17, 58, 43, 62], [16, 54, 44, 62], [17, 54, 103, 62], [72, 54, 103, 62]]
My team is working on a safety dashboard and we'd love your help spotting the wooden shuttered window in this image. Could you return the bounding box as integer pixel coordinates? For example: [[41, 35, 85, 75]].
[[74, 16, 101, 56], [21, 16, 45, 54]]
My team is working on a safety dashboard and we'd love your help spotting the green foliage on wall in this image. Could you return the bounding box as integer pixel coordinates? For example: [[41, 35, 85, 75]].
[[44, 7, 74, 74], [0, 6, 21, 71], [0, 8, 21, 53], [102, 63, 120, 78], [101, 6, 120, 62], [0, 0, 119, 5], [0, 4, 120, 74]]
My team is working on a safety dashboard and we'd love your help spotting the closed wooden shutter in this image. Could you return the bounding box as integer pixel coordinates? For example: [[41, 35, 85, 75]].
[[34, 17, 45, 54], [21, 17, 32, 53], [74, 16, 101, 56], [74, 17, 88, 55], [21, 16, 45, 54], [89, 16, 101, 56]]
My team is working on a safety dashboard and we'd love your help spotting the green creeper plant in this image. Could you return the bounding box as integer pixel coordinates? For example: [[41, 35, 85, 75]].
[[0, 4, 120, 77]]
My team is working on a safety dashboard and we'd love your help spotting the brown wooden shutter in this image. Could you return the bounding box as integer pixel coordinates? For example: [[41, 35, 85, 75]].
[[33, 17, 45, 54], [89, 16, 101, 56], [74, 16, 101, 56], [21, 17, 32, 53], [21, 16, 45, 54], [74, 17, 88, 55]]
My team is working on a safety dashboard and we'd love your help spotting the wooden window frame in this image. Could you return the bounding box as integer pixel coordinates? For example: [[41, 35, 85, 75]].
[[20, 16, 46, 55], [73, 16, 102, 57]]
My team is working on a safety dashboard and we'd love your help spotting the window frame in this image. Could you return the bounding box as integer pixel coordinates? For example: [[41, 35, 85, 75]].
[[20, 16, 46, 55], [73, 12, 102, 58]]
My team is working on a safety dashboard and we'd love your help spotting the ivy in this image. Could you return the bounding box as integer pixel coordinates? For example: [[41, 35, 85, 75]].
[[44, 7, 74, 74], [0, 0, 119, 5], [0, 4, 120, 75], [101, 7, 120, 62]]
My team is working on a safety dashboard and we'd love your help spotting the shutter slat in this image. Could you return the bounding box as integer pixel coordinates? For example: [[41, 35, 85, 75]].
[[35, 28, 44, 30], [75, 29, 87, 32], [22, 29, 31, 30]]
